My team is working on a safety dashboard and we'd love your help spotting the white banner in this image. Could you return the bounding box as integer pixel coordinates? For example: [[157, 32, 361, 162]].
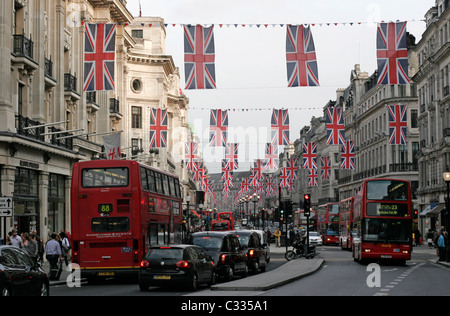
[[103, 132, 121, 159]]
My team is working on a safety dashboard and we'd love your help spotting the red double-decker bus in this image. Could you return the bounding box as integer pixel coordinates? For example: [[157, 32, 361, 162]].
[[317, 203, 340, 245], [352, 178, 412, 265], [339, 197, 354, 250], [217, 211, 234, 230], [71, 160, 183, 281]]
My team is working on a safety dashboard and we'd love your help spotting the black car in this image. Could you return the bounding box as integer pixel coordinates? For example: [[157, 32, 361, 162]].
[[138, 245, 215, 291], [232, 230, 270, 273], [192, 231, 248, 281], [0, 245, 49, 296]]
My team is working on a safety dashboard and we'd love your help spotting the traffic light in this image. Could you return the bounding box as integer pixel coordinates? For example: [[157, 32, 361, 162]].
[[303, 194, 311, 217]]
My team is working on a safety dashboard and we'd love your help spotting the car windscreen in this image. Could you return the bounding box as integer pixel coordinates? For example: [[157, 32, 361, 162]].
[[145, 248, 183, 260], [192, 236, 223, 250]]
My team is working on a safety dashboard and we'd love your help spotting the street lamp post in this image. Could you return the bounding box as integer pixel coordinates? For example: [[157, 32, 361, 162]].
[[443, 171, 450, 262]]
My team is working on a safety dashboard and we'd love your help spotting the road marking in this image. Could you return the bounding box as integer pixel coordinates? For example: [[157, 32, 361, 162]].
[[373, 263, 425, 296]]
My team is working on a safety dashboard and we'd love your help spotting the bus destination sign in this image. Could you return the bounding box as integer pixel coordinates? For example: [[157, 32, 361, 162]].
[[366, 203, 409, 217]]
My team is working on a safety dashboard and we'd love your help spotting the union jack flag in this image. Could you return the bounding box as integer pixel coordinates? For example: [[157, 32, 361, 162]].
[[225, 143, 239, 170], [302, 142, 317, 169], [286, 25, 320, 87], [308, 169, 319, 187], [326, 107, 346, 145], [286, 158, 298, 180], [192, 159, 204, 183], [376, 22, 410, 85], [266, 177, 275, 196], [340, 140, 355, 170], [287, 179, 296, 192], [240, 177, 251, 193], [264, 143, 279, 170], [320, 156, 331, 180], [184, 25, 216, 89], [279, 168, 290, 188], [185, 142, 199, 171], [209, 109, 228, 147], [388, 104, 408, 145], [83, 23, 116, 91], [221, 159, 234, 185], [271, 109, 290, 146], [250, 159, 265, 186], [149, 108, 168, 148]]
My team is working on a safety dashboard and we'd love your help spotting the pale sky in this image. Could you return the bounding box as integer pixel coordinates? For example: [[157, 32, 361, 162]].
[[125, 0, 433, 172]]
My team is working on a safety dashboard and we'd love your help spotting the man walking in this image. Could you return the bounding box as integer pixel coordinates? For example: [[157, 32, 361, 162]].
[[45, 233, 63, 270]]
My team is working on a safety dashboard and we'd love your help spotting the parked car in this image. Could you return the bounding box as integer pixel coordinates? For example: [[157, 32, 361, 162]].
[[0, 245, 49, 296], [232, 230, 270, 273], [139, 245, 215, 291], [192, 231, 248, 281], [308, 231, 323, 246]]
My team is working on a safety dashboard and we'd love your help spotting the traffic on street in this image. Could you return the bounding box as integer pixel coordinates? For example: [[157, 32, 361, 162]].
[[48, 243, 450, 297]]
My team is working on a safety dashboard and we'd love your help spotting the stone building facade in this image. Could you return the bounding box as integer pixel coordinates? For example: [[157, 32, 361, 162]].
[[0, 0, 193, 241], [412, 0, 450, 232]]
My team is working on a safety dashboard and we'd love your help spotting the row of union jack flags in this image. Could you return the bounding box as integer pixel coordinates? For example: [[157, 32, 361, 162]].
[[145, 103, 406, 155], [182, 22, 409, 90], [82, 21, 410, 92], [209, 109, 290, 148]]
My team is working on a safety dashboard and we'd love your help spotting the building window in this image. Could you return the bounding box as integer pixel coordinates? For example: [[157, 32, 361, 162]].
[[131, 29, 143, 39], [48, 174, 66, 234], [411, 109, 418, 128], [132, 106, 142, 129], [131, 78, 142, 93]]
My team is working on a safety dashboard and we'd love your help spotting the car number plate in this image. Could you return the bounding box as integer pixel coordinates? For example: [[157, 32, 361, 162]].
[[154, 275, 171, 280], [98, 272, 115, 276], [381, 255, 392, 258]]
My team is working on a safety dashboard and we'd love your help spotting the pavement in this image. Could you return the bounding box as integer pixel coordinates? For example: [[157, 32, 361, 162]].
[[44, 244, 450, 289]]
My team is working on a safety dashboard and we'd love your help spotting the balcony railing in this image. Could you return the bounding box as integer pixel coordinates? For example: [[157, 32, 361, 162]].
[[15, 115, 73, 150], [44, 57, 53, 78], [64, 73, 77, 93], [110, 98, 120, 114], [13, 33, 34, 60], [15, 115, 44, 142]]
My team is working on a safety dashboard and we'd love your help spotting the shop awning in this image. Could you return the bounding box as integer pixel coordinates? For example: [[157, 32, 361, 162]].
[[419, 205, 432, 216], [420, 204, 444, 216], [429, 204, 445, 215]]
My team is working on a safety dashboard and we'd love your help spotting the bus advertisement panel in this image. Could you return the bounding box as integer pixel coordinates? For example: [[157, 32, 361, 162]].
[[352, 178, 412, 264], [71, 160, 183, 281], [318, 203, 340, 245]]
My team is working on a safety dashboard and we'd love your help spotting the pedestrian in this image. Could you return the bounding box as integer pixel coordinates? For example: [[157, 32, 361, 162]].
[[45, 233, 63, 270], [265, 227, 271, 246], [437, 231, 446, 261], [9, 229, 23, 248], [60, 232, 70, 267], [33, 230, 44, 264], [4, 234, 11, 245], [427, 229, 434, 249], [274, 227, 281, 248], [26, 234, 39, 263], [414, 228, 421, 246]]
